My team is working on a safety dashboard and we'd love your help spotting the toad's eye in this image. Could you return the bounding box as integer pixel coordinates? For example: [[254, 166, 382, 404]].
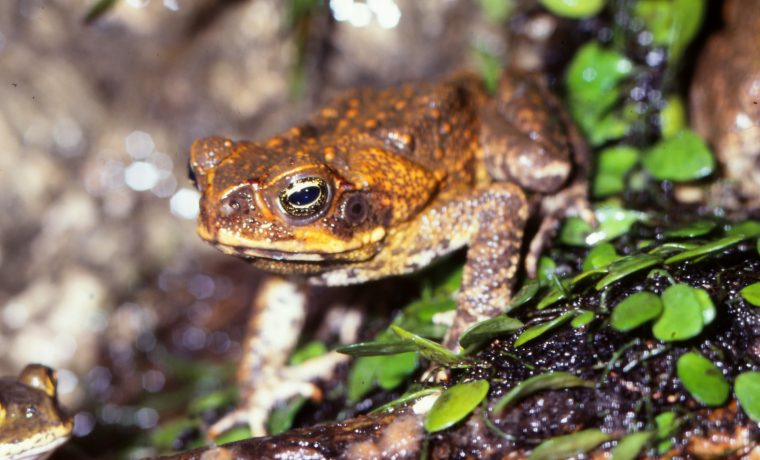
[[279, 177, 329, 218]]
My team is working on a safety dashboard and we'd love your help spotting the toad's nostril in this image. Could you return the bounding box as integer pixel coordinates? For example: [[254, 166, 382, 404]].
[[221, 198, 244, 217], [220, 187, 254, 218]]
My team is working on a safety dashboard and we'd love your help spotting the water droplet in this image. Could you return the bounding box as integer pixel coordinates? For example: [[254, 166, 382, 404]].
[[124, 161, 159, 191], [125, 130, 155, 160], [170, 187, 200, 219]]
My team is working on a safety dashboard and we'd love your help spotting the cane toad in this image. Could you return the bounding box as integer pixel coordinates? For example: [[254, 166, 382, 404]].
[[189, 71, 590, 436], [0, 364, 73, 460]]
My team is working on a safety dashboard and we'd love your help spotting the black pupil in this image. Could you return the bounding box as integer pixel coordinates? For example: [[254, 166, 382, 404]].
[[350, 202, 363, 216], [288, 186, 321, 206]]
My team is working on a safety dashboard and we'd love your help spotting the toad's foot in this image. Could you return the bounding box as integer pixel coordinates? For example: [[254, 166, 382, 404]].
[[208, 352, 350, 438], [525, 181, 595, 278], [208, 277, 351, 438]]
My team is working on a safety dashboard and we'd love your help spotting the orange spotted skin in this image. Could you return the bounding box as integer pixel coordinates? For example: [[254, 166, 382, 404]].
[[191, 71, 588, 345], [191, 75, 483, 274]]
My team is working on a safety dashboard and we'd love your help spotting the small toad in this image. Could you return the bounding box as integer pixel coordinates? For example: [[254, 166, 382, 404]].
[[189, 71, 590, 436], [0, 364, 73, 460]]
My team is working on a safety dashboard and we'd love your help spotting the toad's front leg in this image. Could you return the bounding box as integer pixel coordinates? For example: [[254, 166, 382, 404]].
[[445, 183, 529, 349], [384, 183, 529, 351], [208, 277, 351, 438], [357, 182, 528, 350]]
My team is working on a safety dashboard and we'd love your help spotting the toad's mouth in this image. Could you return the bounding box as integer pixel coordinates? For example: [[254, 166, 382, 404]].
[[199, 225, 388, 262], [212, 242, 333, 262]]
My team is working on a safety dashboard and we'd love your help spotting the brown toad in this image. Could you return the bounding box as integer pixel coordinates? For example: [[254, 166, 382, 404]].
[[0, 365, 72, 460], [691, 0, 760, 207], [189, 71, 590, 436]]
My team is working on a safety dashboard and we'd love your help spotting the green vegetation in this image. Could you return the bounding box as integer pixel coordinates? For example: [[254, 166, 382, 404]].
[[540, 0, 606, 18], [735, 372, 760, 422], [655, 411, 678, 453], [513, 311, 576, 347], [676, 352, 729, 406], [493, 372, 594, 412], [611, 432, 654, 460], [652, 284, 710, 342], [459, 315, 523, 350], [424, 380, 489, 432], [633, 0, 705, 60], [610, 292, 662, 332], [529, 429, 612, 460], [593, 146, 639, 198], [566, 43, 633, 146], [642, 130, 715, 181], [740, 282, 760, 307]]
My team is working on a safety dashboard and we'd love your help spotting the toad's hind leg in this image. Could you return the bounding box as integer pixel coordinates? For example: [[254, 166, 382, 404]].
[[442, 183, 529, 350], [480, 73, 575, 194]]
